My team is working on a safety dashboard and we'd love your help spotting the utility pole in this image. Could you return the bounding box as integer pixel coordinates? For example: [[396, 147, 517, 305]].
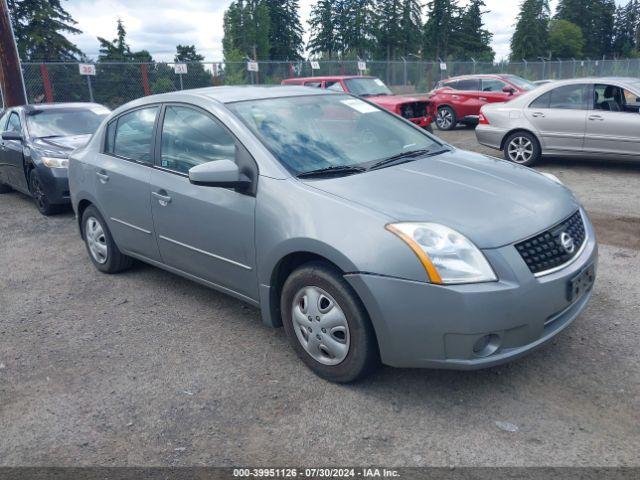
[[0, 0, 27, 106]]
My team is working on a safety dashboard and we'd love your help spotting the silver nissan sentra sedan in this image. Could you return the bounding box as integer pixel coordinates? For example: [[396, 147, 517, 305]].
[[69, 86, 598, 383]]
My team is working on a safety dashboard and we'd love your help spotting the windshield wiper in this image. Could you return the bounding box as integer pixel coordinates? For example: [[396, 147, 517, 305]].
[[297, 165, 366, 179], [37, 135, 64, 139], [368, 148, 450, 170]]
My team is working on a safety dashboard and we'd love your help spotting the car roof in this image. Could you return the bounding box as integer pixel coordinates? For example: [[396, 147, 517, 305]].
[[21, 102, 106, 111], [443, 74, 513, 81], [283, 75, 374, 83]]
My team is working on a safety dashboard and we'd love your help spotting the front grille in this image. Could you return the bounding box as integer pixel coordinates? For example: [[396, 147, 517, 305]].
[[515, 210, 586, 275], [400, 101, 427, 119]]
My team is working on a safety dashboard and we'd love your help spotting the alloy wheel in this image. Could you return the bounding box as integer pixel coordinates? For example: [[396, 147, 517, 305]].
[[507, 136, 534, 164], [436, 109, 453, 129], [30, 174, 46, 211], [85, 216, 108, 264], [291, 286, 350, 366]]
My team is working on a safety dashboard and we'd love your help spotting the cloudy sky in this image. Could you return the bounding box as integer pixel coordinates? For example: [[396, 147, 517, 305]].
[[65, 0, 582, 62]]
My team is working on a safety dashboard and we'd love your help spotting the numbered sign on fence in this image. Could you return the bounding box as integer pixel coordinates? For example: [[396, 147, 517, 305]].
[[310, 61, 320, 70], [247, 61, 259, 72], [79, 64, 96, 76], [357, 61, 366, 71], [174, 63, 188, 74], [440, 62, 447, 71]]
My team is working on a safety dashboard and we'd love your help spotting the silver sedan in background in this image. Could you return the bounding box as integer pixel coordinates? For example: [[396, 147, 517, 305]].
[[476, 77, 640, 166]]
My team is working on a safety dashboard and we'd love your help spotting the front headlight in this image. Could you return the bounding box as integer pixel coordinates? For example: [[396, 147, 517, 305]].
[[386, 223, 497, 284], [41, 156, 69, 168]]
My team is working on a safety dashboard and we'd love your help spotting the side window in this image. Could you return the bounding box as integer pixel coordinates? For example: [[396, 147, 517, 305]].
[[160, 105, 236, 175], [443, 80, 458, 90], [326, 81, 345, 92], [594, 84, 639, 113], [456, 79, 480, 91], [7, 112, 22, 133], [304, 81, 322, 88], [529, 92, 551, 109], [0, 111, 11, 131], [549, 84, 587, 110], [482, 79, 508, 92], [111, 107, 159, 163]]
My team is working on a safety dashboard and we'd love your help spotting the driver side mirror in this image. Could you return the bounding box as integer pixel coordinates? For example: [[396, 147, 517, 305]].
[[502, 86, 516, 95], [2, 131, 23, 142], [188, 159, 251, 189]]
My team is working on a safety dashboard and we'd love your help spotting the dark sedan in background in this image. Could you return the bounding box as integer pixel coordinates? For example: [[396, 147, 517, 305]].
[[0, 103, 110, 215]]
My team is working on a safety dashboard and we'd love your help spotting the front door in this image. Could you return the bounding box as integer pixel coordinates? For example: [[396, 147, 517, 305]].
[[3, 111, 29, 193], [480, 78, 513, 107], [149, 104, 258, 301], [95, 105, 161, 261], [584, 83, 640, 159], [524, 83, 589, 153]]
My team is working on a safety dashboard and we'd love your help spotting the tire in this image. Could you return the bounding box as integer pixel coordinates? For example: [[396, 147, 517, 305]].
[[503, 131, 542, 167], [281, 261, 379, 383], [435, 106, 457, 131], [0, 182, 11, 193], [81, 205, 133, 273], [29, 169, 58, 215]]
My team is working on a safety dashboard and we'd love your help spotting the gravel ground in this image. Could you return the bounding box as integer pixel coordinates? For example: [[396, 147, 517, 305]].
[[0, 128, 638, 467]]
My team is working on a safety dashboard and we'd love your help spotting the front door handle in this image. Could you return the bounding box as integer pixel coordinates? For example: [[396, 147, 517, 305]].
[[152, 190, 172, 206], [96, 171, 109, 183], [479, 97, 488, 102], [588, 115, 604, 121], [531, 112, 545, 118]]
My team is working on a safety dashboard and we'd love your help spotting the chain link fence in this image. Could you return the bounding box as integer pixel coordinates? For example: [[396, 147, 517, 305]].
[[21, 59, 640, 109]]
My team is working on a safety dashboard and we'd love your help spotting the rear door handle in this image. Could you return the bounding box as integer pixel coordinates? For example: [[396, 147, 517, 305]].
[[96, 171, 109, 183], [531, 112, 545, 118], [152, 190, 172, 206], [588, 115, 604, 121]]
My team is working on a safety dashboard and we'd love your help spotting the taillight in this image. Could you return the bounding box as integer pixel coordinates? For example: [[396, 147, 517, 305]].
[[478, 113, 490, 125]]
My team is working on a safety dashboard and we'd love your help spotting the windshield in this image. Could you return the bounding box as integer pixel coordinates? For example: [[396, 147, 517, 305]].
[[505, 75, 536, 91], [344, 78, 393, 97], [227, 94, 440, 175], [27, 107, 110, 138]]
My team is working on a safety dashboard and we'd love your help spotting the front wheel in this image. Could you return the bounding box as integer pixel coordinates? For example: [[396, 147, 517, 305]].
[[281, 262, 379, 383], [503, 131, 541, 166], [435, 106, 457, 131], [29, 169, 58, 215], [81, 205, 133, 273]]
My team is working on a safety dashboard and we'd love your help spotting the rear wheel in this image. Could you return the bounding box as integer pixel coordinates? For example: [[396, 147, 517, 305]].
[[435, 106, 457, 131], [281, 262, 379, 383], [29, 169, 58, 215], [81, 205, 133, 273], [503, 131, 541, 166]]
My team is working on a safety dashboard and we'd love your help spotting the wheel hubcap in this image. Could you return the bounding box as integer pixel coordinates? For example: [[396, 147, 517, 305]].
[[437, 109, 452, 128], [291, 286, 350, 366], [507, 137, 533, 163], [85, 216, 108, 264]]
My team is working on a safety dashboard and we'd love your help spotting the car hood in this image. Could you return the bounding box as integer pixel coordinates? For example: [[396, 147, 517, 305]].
[[32, 134, 92, 155], [368, 95, 428, 109], [302, 149, 579, 249]]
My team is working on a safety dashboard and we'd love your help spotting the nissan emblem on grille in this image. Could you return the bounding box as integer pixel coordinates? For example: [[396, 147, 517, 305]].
[[560, 232, 575, 254]]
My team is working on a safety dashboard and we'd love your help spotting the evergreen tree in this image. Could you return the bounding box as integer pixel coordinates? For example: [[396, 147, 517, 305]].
[[222, 0, 270, 60], [612, 0, 640, 57], [7, 0, 82, 61], [423, 0, 460, 60], [175, 45, 205, 62], [397, 0, 423, 58], [510, 0, 550, 61], [307, 0, 338, 58], [265, 0, 303, 60], [376, 0, 404, 61], [555, 0, 616, 58], [339, 0, 377, 58], [453, 0, 494, 61]]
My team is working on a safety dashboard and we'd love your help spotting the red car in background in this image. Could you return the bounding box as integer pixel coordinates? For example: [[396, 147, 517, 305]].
[[282, 75, 433, 131], [429, 74, 536, 130]]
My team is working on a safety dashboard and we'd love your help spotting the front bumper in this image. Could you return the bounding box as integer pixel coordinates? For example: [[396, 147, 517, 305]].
[[36, 164, 70, 205], [345, 215, 598, 369], [407, 116, 432, 128], [475, 125, 507, 150]]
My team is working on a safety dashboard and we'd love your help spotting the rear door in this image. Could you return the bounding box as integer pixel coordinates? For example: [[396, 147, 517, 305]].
[[2, 111, 29, 192], [95, 105, 161, 261], [448, 78, 481, 118], [524, 83, 589, 153], [149, 104, 258, 301], [584, 83, 640, 159]]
